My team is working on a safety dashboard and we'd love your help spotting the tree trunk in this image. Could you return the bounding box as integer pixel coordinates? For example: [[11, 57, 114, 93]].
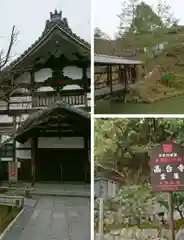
[[176, 207, 184, 219]]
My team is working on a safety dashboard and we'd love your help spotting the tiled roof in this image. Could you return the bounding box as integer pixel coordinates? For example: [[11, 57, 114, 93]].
[[94, 54, 142, 65], [16, 102, 90, 139], [7, 10, 90, 70]]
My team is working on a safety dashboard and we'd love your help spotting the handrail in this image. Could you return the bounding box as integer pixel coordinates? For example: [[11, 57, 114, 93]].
[[0, 194, 24, 208]]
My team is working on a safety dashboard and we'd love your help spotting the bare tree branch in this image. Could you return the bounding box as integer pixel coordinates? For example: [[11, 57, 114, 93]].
[[0, 25, 18, 69], [95, 162, 142, 184]]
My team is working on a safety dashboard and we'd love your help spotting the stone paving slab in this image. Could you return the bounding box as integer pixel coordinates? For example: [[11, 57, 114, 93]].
[[2, 196, 90, 240], [1, 183, 90, 198]]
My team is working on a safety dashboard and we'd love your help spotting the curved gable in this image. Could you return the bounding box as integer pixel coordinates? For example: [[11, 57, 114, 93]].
[[7, 10, 90, 71]]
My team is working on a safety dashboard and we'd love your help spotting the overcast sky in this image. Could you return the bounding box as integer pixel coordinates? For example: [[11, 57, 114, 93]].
[[0, 0, 90, 60], [94, 0, 184, 39]]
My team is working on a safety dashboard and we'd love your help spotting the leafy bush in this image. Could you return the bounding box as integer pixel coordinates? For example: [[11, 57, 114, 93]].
[[161, 73, 175, 85], [161, 72, 184, 89]]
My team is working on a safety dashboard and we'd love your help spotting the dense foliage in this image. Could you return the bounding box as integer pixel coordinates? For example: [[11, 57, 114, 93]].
[[117, 0, 178, 52], [95, 118, 184, 182]]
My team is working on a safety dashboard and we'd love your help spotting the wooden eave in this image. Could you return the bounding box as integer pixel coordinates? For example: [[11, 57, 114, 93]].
[[15, 103, 90, 143], [4, 24, 90, 75]]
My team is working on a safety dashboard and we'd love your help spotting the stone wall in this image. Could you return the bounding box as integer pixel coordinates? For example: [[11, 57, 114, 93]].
[[95, 228, 169, 239]]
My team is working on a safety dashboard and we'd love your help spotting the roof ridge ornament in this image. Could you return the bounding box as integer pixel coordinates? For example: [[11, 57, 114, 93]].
[[50, 9, 62, 21], [44, 9, 70, 32]]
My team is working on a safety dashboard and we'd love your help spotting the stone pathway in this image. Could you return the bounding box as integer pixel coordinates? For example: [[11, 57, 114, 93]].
[[1, 182, 90, 198], [2, 196, 90, 240]]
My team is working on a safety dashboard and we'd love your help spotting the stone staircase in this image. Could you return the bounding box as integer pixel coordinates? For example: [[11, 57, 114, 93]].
[[0, 182, 90, 198]]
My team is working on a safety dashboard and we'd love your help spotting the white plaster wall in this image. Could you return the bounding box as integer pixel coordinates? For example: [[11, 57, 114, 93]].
[[62, 85, 82, 90], [10, 88, 30, 96], [5, 66, 90, 110], [16, 149, 31, 159], [15, 137, 84, 160], [16, 139, 31, 148], [62, 66, 89, 90], [1, 157, 13, 161], [38, 137, 84, 149], [10, 67, 90, 94], [63, 66, 82, 79], [0, 101, 8, 110], [16, 140, 31, 160], [36, 86, 55, 92], [34, 68, 52, 82], [0, 115, 13, 123], [16, 72, 31, 84]]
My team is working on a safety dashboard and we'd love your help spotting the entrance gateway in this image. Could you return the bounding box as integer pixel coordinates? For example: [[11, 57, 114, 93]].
[[16, 104, 90, 183], [0, 104, 90, 184], [0, 9, 91, 184]]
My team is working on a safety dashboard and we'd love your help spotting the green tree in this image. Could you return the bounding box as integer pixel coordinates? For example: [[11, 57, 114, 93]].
[[117, 0, 178, 58], [94, 27, 110, 39], [95, 118, 184, 181], [117, 0, 139, 54], [157, 192, 184, 219]]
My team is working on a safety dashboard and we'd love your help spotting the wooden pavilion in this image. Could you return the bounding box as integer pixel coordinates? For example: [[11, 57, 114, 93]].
[[94, 54, 142, 99]]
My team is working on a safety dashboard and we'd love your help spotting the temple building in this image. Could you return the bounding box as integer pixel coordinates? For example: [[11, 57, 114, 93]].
[[0, 10, 91, 184]]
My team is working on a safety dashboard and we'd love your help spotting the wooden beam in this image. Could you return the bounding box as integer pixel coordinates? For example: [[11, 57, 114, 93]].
[[0, 110, 8, 114], [82, 67, 88, 107], [10, 88, 85, 97], [20, 131, 87, 139], [30, 71, 35, 89], [31, 136, 37, 186]]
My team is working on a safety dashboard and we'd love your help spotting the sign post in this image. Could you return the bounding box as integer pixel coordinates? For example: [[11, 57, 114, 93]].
[[149, 141, 184, 240], [168, 192, 175, 240], [94, 178, 118, 240], [98, 198, 104, 240], [8, 161, 18, 184]]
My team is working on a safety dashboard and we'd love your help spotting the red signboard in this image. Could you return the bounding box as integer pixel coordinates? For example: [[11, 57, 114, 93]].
[[8, 162, 18, 183], [149, 141, 184, 192]]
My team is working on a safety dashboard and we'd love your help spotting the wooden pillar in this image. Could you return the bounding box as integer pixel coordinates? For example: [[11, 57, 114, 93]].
[[135, 65, 137, 82], [82, 67, 88, 107], [31, 136, 37, 186], [124, 66, 128, 90], [131, 65, 136, 83], [8, 116, 17, 186], [30, 71, 35, 107], [84, 134, 89, 183], [109, 65, 113, 98], [106, 66, 109, 87], [12, 116, 16, 162], [127, 66, 130, 83], [118, 65, 121, 84]]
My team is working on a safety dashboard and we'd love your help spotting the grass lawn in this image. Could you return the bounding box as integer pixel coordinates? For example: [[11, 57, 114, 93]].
[[0, 205, 20, 232]]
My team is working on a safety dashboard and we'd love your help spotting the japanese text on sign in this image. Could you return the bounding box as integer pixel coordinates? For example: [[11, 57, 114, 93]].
[[149, 141, 184, 192]]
